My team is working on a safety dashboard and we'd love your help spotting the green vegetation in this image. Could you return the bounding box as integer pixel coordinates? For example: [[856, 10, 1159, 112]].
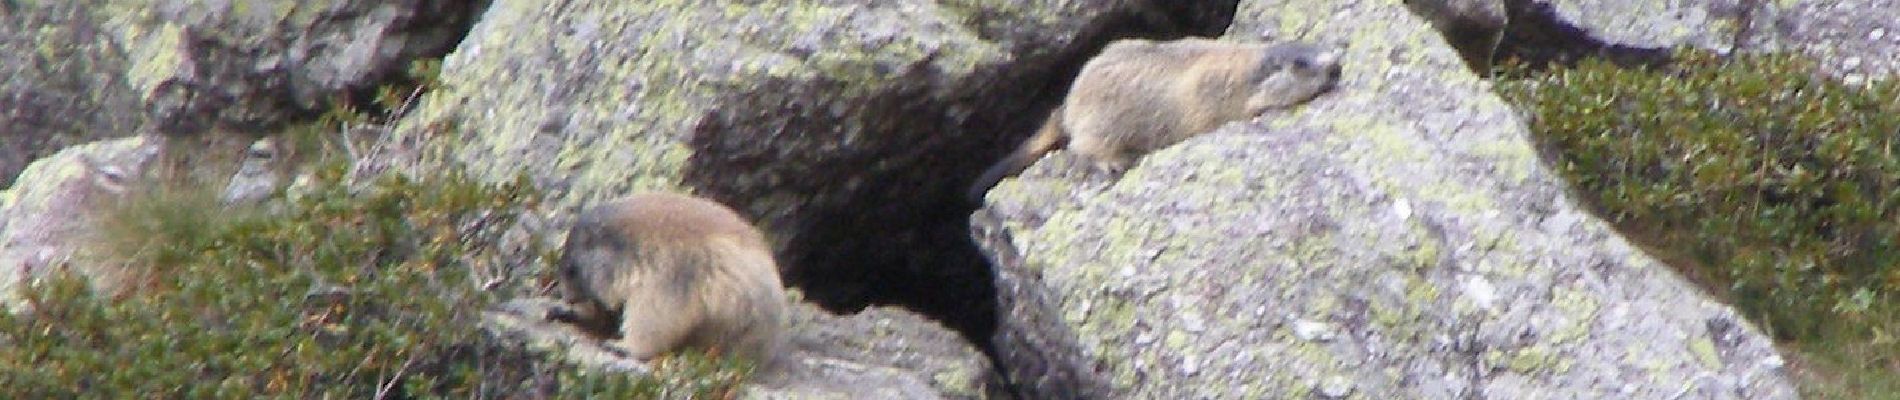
[[1500, 50, 1900, 398], [0, 60, 755, 398]]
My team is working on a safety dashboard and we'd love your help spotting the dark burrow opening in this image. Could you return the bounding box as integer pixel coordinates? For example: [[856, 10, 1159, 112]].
[[683, 2, 1244, 395]]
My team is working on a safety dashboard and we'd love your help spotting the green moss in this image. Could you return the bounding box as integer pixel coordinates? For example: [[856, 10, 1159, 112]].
[[1500, 48, 1900, 398]]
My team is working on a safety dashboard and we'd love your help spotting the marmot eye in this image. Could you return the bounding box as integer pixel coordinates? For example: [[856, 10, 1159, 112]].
[[1292, 59, 1312, 70]]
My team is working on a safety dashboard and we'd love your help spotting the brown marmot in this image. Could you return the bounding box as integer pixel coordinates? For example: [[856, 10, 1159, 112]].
[[557, 192, 788, 363], [969, 38, 1344, 201]]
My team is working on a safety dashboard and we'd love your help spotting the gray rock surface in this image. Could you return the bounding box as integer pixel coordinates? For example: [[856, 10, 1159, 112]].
[[483, 297, 994, 399], [100, 0, 477, 134], [1776, 0, 1900, 83], [1395, 0, 1898, 84], [1513, 0, 1894, 74], [0, 0, 475, 184], [397, 0, 1233, 227], [0, 136, 161, 313], [1519, 0, 1766, 51], [0, 3, 142, 187], [974, 0, 1800, 398]]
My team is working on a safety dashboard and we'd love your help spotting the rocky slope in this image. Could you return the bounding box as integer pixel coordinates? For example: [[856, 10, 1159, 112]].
[[3, 0, 1898, 398]]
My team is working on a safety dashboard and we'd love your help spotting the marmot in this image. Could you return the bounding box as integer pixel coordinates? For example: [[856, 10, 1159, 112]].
[[557, 192, 789, 363], [220, 137, 284, 206], [968, 38, 1344, 201]]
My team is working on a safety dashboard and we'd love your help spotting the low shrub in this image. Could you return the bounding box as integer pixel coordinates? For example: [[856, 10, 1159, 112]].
[[0, 161, 752, 398], [1500, 49, 1900, 397], [0, 58, 757, 396]]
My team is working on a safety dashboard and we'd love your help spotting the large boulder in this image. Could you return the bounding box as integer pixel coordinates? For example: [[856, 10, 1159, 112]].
[[0, 136, 162, 312], [974, 0, 1799, 398], [0, 0, 477, 185], [483, 297, 995, 399], [99, 0, 478, 134], [392, 0, 1241, 354]]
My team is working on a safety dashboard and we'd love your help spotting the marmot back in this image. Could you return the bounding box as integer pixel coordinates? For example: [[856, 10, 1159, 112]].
[[558, 192, 788, 363], [968, 38, 1343, 201]]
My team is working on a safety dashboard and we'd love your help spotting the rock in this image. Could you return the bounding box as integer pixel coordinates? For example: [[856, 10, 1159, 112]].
[[482, 297, 994, 399], [1510, 0, 1765, 52], [1776, 0, 1900, 82], [392, 1, 1241, 387], [4, 0, 475, 137], [117, 0, 479, 134], [0, 136, 162, 313], [219, 137, 286, 206], [0, 3, 143, 187], [1318, 375, 1355, 398], [0, 0, 477, 184], [974, 0, 1798, 398], [1394, 0, 1898, 84], [1291, 319, 1335, 342]]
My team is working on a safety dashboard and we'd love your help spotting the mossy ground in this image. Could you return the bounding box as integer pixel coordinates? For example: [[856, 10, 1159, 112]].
[[1500, 49, 1900, 399], [0, 61, 757, 398]]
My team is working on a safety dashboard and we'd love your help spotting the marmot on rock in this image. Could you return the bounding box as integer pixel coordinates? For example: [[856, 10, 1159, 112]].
[[969, 38, 1344, 201], [557, 192, 788, 363]]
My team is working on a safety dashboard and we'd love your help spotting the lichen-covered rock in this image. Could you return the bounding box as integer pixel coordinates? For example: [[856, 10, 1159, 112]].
[[391, 0, 1239, 383], [0, 3, 143, 187], [0, 0, 475, 183], [751, 300, 997, 399], [1511, 0, 1768, 51], [66, 0, 472, 134], [0, 136, 162, 313], [975, 0, 1799, 398], [1499, 0, 1900, 81], [1395, 0, 1897, 84], [483, 297, 994, 399], [395, 0, 1224, 225]]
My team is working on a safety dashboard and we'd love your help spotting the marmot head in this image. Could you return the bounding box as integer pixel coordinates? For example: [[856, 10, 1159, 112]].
[[1245, 43, 1344, 115]]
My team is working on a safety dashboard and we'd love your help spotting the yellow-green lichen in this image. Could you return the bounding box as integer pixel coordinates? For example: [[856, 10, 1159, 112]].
[[122, 22, 187, 96], [1403, 221, 1444, 272], [930, 363, 980, 397], [1164, 330, 1189, 349], [1550, 287, 1601, 322], [1369, 275, 1437, 338], [1688, 337, 1722, 370], [1495, 345, 1570, 374]]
